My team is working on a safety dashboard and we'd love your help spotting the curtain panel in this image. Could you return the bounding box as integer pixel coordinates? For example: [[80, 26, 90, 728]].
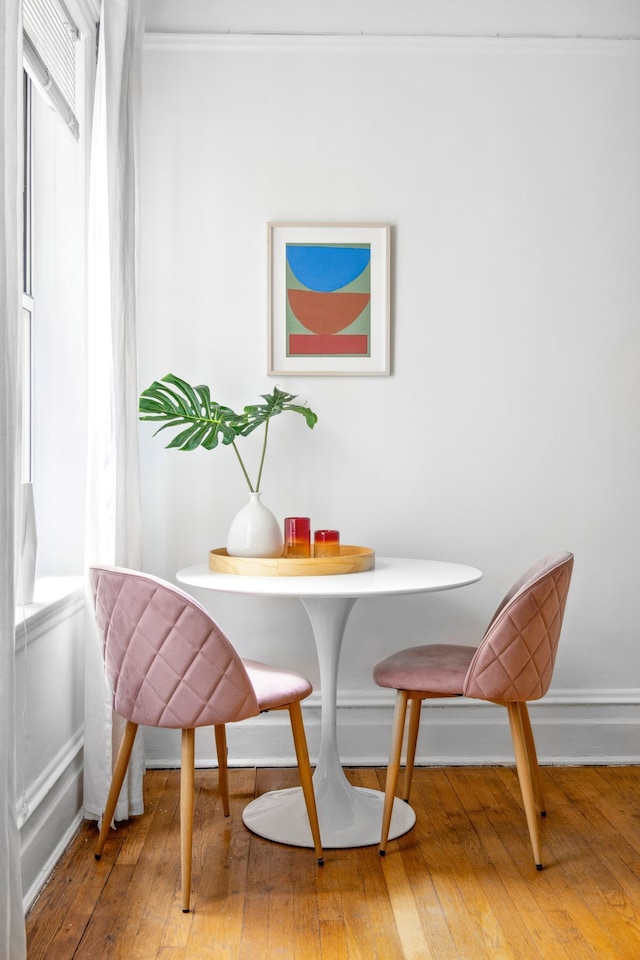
[[84, 0, 145, 823]]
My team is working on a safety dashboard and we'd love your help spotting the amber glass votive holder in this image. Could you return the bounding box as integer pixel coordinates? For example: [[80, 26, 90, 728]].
[[314, 529, 340, 558], [284, 517, 311, 558]]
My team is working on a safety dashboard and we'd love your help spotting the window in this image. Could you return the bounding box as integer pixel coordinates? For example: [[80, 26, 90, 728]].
[[21, 0, 91, 580]]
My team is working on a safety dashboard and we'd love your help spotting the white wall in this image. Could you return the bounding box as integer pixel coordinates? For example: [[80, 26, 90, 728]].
[[137, 2, 640, 766]]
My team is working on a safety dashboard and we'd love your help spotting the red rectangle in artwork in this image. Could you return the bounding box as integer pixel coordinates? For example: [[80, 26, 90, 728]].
[[289, 334, 369, 356]]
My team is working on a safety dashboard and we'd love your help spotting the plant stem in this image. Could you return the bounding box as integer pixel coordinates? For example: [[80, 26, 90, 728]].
[[231, 441, 255, 492], [255, 420, 270, 493]]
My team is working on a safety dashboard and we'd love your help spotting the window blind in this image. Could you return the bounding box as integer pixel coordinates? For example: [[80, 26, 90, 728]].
[[23, 0, 79, 139]]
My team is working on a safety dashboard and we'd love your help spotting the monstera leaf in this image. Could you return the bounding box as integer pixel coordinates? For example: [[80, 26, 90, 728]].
[[237, 386, 318, 436], [139, 374, 241, 451], [139, 373, 317, 492]]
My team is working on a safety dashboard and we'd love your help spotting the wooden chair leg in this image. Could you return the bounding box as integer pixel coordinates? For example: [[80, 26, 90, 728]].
[[214, 724, 230, 817], [181, 728, 195, 912], [287, 701, 324, 864], [95, 719, 139, 859], [507, 702, 543, 869], [380, 690, 409, 856], [403, 696, 422, 802], [518, 702, 546, 816]]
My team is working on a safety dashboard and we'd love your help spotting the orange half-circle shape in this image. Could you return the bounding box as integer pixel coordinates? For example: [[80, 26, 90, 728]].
[[288, 290, 370, 336]]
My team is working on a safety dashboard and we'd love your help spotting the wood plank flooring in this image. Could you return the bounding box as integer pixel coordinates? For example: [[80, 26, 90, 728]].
[[26, 765, 640, 959]]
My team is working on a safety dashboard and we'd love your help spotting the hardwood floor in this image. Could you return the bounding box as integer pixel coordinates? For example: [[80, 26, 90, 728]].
[[26, 765, 640, 959]]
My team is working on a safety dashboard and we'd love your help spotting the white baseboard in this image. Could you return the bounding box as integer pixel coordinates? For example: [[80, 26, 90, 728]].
[[20, 730, 85, 913], [22, 811, 85, 915], [144, 688, 640, 768]]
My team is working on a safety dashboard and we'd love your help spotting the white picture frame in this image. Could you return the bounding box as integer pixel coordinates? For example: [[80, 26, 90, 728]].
[[267, 222, 391, 376]]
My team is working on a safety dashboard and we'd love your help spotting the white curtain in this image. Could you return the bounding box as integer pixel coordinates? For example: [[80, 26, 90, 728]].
[[83, 0, 145, 822], [0, 1, 28, 956]]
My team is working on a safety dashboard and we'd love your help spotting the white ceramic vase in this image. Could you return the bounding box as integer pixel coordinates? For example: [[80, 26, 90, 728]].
[[226, 492, 283, 558], [20, 482, 37, 604]]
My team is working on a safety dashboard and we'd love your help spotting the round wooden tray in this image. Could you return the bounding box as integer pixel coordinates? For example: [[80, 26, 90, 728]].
[[208, 545, 375, 577]]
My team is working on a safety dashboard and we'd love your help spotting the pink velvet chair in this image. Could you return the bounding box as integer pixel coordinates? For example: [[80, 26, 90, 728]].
[[373, 552, 573, 869], [89, 565, 323, 912]]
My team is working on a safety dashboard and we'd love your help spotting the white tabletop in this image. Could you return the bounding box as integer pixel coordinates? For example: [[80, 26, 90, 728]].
[[177, 556, 482, 599]]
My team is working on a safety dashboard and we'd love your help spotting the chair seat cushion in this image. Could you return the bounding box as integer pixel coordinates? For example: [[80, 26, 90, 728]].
[[243, 659, 313, 711], [373, 643, 478, 695]]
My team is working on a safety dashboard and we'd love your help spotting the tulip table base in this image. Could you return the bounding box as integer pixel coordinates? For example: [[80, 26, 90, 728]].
[[242, 781, 415, 849], [243, 593, 417, 848]]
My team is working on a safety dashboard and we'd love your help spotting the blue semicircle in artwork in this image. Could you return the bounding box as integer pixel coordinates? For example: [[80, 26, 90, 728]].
[[287, 245, 370, 292]]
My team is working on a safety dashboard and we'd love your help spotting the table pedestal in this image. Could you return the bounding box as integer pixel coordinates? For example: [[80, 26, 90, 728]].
[[242, 597, 416, 848]]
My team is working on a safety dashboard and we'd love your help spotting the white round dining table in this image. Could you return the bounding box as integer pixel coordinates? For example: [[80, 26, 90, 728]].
[[177, 557, 482, 849]]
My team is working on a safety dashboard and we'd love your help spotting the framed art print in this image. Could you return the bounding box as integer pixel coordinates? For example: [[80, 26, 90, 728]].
[[267, 222, 390, 376]]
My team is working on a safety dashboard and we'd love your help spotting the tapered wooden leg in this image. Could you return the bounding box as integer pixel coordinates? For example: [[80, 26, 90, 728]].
[[518, 702, 545, 816], [181, 728, 195, 912], [95, 720, 139, 859], [287, 701, 324, 864], [403, 696, 422, 802], [214, 724, 230, 817], [507, 702, 543, 869], [380, 690, 409, 855]]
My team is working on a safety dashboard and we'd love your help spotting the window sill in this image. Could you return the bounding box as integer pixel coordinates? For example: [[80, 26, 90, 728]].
[[15, 576, 86, 650]]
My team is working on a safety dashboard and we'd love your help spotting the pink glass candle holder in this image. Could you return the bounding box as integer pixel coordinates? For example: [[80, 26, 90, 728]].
[[284, 517, 311, 558], [314, 529, 340, 558]]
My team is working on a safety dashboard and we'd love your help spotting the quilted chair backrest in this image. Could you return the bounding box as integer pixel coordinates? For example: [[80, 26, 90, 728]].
[[89, 566, 260, 729], [463, 552, 574, 703]]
